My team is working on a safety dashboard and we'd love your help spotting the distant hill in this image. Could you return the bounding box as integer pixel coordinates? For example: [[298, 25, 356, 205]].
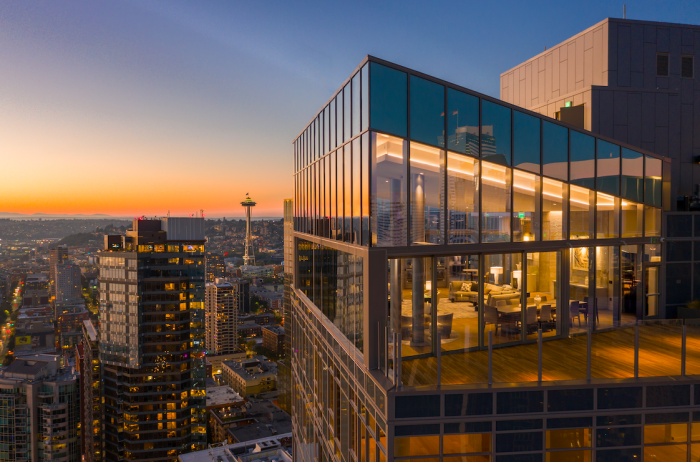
[[50, 233, 104, 248]]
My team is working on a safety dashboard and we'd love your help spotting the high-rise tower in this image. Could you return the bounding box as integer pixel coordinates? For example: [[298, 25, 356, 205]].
[[241, 195, 256, 266]]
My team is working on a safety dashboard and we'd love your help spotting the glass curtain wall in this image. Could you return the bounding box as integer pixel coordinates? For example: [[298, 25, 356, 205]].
[[569, 247, 591, 335], [621, 245, 642, 321], [371, 133, 407, 247], [596, 246, 620, 329], [441, 254, 480, 353], [597, 192, 620, 239], [410, 142, 445, 245], [542, 121, 568, 181], [513, 170, 541, 242], [570, 186, 595, 239], [526, 252, 562, 340], [447, 153, 478, 244], [483, 253, 523, 346], [481, 161, 511, 242], [543, 178, 566, 240]]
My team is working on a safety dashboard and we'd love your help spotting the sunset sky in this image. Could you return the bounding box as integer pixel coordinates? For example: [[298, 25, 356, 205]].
[[1, 1, 697, 217]]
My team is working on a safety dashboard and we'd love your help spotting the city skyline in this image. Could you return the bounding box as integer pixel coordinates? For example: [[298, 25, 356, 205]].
[[2, 1, 698, 216]]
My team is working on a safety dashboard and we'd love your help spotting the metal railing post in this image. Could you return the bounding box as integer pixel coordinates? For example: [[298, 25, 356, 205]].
[[378, 322, 382, 373], [538, 329, 543, 383], [437, 332, 442, 387], [488, 331, 493, 385], [634, 323, 639, 378], [587, 324, 592, 381], [393, 332, 398, 384], [682, 324, 687, 377], [397, 333, 402, 388]]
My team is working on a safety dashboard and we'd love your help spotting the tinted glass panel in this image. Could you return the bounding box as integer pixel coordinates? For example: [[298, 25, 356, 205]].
[[444, 422, 492, 433], [667, 241, 692, 262], [410, 142, 445, 244], [621, 148, 643, 202], [547, 417, 593, 429], [513, 111, 540, 173], [482, 101, 511, 166], [495, 432, 543, 453], [481, 161, 512, 242], [666, 263, 692, 305], [570, 131, 595, 189], [547, 389, 593, 412], [667, 214, 693, 238], [596, 448, 641, 462], [542, 121, 568, 181], [395, 395, 440, 418], [330, 99, 336, 149], [445, 393, 493, 416], [543, 178, 565, 240], [410, 76, 445, 147], [647, 385, 690, 407], [596, 414, 641, 426], [447, 89, 479, 156], [597, 387, 642, 409], [371, 133, 407, 247], [337, 93, 344, 145], [645, 156, 662, 207], [495, 455, 541, 462], [497, 391, 544, 414], [344, 83, 351, 143], [496, 420, 542, 431], [352, 73, 360, 137], [597, 140, 620, 196], [361, 64, 369, 132], [596, 427, 641, 447], [645, 412, 689, 424], [447, 153, 478, 244], [394, 424, 441, 436], [370, 63, 407, 138]]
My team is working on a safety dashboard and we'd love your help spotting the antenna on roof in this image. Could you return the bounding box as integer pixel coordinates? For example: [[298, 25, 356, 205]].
[[623, 4, 626, 19]]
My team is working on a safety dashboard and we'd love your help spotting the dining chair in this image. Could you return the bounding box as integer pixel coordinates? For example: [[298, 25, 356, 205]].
[[526, 305, 538, 334], [569, 301, 581, 327], [539, 304, 553, 330], [579, 296, 599, 323], [496, 300, 507, 308], [437, 313, 454, 339], [484, 305, 501, 335]]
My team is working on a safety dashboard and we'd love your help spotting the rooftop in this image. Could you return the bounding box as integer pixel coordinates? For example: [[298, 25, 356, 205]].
[[177, 433, 292, 462], [205, 385, 244, 408]]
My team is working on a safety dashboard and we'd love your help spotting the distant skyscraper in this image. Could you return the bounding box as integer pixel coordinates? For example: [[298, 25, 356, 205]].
[[49, 245, 68, 299], [0, 354, 80, 461], [99, 217, 207, 461], [55, 263, 82, 302], [77, 319, 102, 462], [241, 195, 257, 266], [205, 252, 225, 282], [277, 199, 293, 415], [205, 280, 239, 355]]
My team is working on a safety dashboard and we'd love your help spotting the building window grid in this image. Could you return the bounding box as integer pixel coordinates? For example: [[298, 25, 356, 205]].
[[292, 62, 664, 247]]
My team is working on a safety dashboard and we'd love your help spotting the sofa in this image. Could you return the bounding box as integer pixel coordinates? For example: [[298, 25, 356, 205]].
[[448, 280, 479, 304]]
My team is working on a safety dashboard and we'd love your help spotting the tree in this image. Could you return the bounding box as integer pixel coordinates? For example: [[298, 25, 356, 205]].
[[245, 340, 257, 358]]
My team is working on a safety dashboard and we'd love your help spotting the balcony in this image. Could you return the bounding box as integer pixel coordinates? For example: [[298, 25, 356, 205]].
[[396, 319, 700, 388]]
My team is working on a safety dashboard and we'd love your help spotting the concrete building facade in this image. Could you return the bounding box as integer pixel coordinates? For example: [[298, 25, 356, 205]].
[[205, 280, 239, 356], [500, 18, 700, 207]]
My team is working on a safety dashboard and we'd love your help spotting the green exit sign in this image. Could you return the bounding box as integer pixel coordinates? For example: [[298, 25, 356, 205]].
[[565, 101, 572, 107]]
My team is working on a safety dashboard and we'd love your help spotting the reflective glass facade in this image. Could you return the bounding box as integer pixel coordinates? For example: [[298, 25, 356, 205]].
[[291, 57, 677, 462]]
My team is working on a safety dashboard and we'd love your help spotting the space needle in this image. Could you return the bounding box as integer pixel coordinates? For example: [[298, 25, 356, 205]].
[[241, 194, 257, 267]]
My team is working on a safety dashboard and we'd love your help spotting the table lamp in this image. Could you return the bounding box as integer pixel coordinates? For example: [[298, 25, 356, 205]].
[[490, 266, 503, 285], [512, 270, 522, 289]]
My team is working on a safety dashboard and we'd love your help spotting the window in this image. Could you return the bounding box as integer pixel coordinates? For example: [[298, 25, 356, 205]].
[[482, 101, 511, 166], [481, 161, 511, 242], [597, 140, 620, 196], [370, 63, 407, 138], [542, 178, 565, 241], [645, 156, 662, 208], [371, 133, 407, 247], [542, 121, 568, 181], [657, 53, 669, 76], [513, 111, 541, 174], [410, 76, 445, 148], [570, 185, 594, 240], [447, 153, 478, 243], [570, 131, 595, 189], [512, 170, 540, 242], [447, 89, 479, 156], [682, 55, 694, 78], [410, 142, 445, 244], [621, 148, 643, 203]]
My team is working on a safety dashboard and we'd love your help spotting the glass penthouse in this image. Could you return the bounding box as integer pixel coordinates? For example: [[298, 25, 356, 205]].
[[290, 56, 700, 462]]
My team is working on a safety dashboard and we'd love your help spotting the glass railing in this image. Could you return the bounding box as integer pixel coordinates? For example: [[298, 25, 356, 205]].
[[396, 319, 698, 389]]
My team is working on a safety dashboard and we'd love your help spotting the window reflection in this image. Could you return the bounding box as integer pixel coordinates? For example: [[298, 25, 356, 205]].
[[621, 201, 643, 238], [645, 206, 661, 237], [410, 76, 445, 148], [447, 153, 478, 244], [447, 89, 479, 156], [371, 133, 407, 247], [513, 170, 540, 242], [513, 111, 541, 174], [570, 186, 594, 240], [569, 247, 591, 335], [442, 255, 480, 353], [645, 156, 663, 207], [543, 178, 566, 241], [621, 245, 642, 321], [595, 246, 620, 329], [527, 252, 562, 340], [481, 101, 511, 166], [369, 63, 407, 138], [411, 142, 445, 244], [543, 121, 568, 181], [570, 131, 595, 189], [596, 192, 619, 239], [621, 148, 643, 203], [481, 161, 511, 243], [597, 140, 620, 196]]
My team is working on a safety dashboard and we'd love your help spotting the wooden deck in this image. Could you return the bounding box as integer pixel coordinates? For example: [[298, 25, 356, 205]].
[[400, 324, 700, 387]]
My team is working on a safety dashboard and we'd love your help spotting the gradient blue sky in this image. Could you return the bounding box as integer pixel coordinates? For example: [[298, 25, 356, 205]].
[[1, 1, 698, 217]]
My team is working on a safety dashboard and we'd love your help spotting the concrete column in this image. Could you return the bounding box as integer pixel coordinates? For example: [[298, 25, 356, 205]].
[[412, 257, 425, 345], [412, 173, 425, 244]]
